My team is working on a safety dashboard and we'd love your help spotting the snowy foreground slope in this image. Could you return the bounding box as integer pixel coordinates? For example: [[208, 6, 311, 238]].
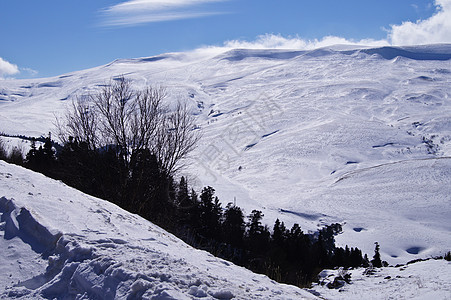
[[1, 44, 451, 264], [1, 163, 450, 300], [0, 161, 315, 299]]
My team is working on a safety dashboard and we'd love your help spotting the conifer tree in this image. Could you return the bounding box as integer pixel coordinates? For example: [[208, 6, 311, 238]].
[[199, 186, 222, 240], [25, 134, 55, 173], [371, 242, 382, 267], [42, 133, 55, 161], [246, 210, 270, 255], [222, 203, 245, 247], [25, 138, 39, 168], [272, 219, 287, 247], [188, 188, 201, 230], [176, 176, 190, 207]]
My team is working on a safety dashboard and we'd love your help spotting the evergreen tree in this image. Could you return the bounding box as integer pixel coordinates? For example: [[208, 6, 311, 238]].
[[272, 219, 287, 247], [343, 247, 354, 267], [127, 149, 158, 213], [42, 133, 55, 161], [350, 247, 364, 267], [222, 203, 245, 248], [246, 210, 270, 255], [25, 138, 39, 168], [371, 242, 382, 267], [187, 189, 201, 230], [267, 219, 289, 281], [176, 176, 190, 207], [286, 223, 310, 262], [25, 134, 55, 174], [57, 137, 109, 198], [168, 177, 177, 204], [364, 254, 370, 266], [198, 186, 222, 240], [128, 149, 176, 228], [313, 230, 331, 268]]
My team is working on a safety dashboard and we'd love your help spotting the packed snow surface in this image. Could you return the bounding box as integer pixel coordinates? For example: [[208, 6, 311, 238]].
[[1, 44, 451, 265], [311, 259, 451, 300], [0, 161, 315, 299]]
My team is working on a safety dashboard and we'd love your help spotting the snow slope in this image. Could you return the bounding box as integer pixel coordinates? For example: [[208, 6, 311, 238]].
[[1, 161, 450, 299], [0, 161, 315, 299], [1, 44, 451, 265], [311, 259, 451, 300]]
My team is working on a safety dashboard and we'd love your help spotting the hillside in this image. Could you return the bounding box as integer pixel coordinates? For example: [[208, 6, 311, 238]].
[[0, 160, 316, 299], [0, 44, 450, 264]]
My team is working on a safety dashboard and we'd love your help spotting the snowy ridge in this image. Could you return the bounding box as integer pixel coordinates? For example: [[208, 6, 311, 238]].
[[213, 44, 451, 62], [0, 161, 315, 299], [0, 44, 451, 265]]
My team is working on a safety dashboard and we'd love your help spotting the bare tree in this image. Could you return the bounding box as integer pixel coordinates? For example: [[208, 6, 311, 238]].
[[152, 102, 200, 176], [130, 86, 166, 153], [57, 76, 200, 176], [57, 97, 98, 150]]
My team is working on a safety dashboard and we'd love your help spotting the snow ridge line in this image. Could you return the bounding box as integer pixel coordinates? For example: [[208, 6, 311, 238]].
[[334, 156, 451, 184], [0, 196, 62, 255]]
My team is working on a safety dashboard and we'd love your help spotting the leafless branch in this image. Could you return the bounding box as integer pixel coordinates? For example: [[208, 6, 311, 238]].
[[55, 76, 200, 176]]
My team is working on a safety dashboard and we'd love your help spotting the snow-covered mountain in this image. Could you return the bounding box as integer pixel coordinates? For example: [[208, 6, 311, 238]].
[[0, 44, 450, 267]]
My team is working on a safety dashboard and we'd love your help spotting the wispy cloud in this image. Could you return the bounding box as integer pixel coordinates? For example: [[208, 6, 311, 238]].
[[220, 34, 388, 50], [0, 57, 19, 79], [389, 0, 451, 45], [174, 34, 390, 63], [106, 0, 225, 13], [21, 67, 38, 77], [100, 0, 228, 27]]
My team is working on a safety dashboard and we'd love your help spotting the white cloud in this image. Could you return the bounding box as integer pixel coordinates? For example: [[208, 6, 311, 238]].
[[218, 34, 388, 51], [220, 1, 451, 51], [208, 1, 451, 51], [103, 11, 222, 27], [21, 67, 38, 77], [0, 57, 19, 78], [101, 0, 228, 27], [175, 34, 390, 63], [389, 0, 451, 45], [106, 0, 224, 13]]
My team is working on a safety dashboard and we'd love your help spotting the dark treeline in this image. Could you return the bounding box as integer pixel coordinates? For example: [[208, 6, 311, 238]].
[[0, 132, 49, 143], [7, 135, 369, 287]]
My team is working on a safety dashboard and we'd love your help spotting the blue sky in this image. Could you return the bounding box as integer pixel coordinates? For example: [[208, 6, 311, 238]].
[[1, 0, 450, 79]]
